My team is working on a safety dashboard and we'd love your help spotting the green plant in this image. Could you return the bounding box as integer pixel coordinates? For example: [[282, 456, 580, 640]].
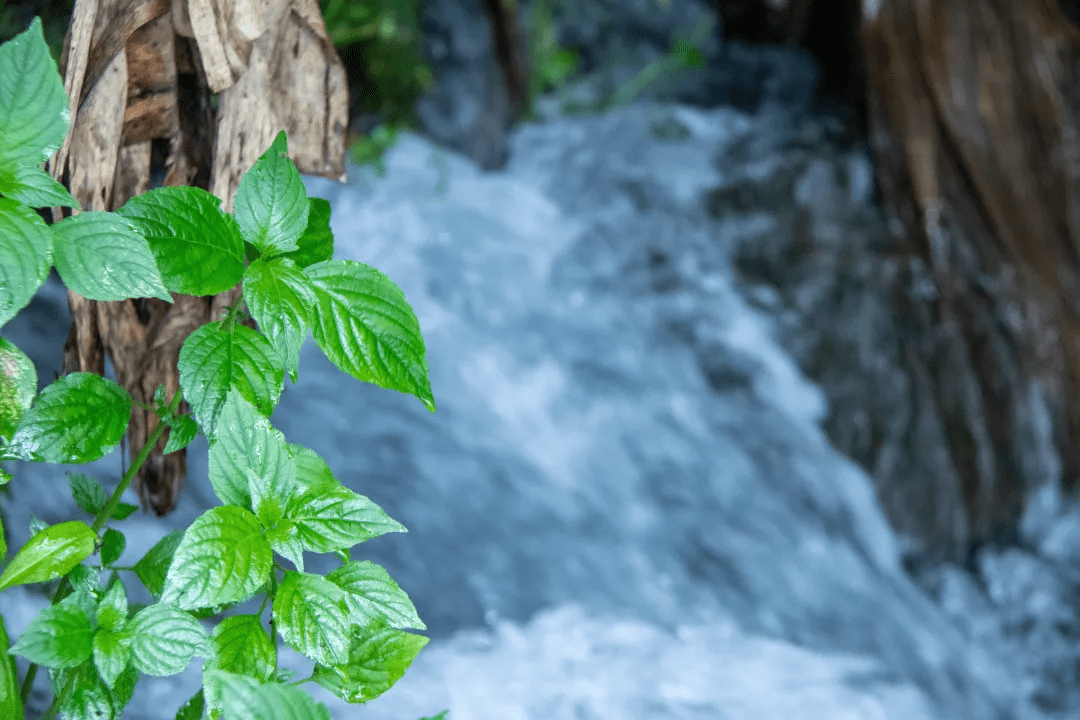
[[524, 0, 579, 118], [0, 18, 441, 720]]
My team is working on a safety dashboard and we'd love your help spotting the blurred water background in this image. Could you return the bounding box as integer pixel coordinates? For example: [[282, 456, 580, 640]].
[[6, 2, 1080, 718]]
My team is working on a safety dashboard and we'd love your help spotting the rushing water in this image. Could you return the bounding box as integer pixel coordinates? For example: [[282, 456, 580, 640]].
[[1, 101, 1029, 718]]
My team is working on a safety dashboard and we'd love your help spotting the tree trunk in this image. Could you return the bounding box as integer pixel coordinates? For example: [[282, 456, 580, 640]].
[[51, 0, 349, 514], [863, 0, 1080, 553]]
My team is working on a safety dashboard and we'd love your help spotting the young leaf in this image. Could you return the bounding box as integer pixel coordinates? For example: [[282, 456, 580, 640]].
[[69, 472, 139, 518], [233, 131, 309, 257], [312, 621, 429, 704], [207, 615, 276, 682], [95, 579, 128, 632], [305, 259, 435, 411], [127, 603, 209, 677], [93, 629, 131, 689], [7, 372, 130, 464], [287, 484, 405, 553], [133, 529, 184, 600], [0, 197, 53, 327], [0, 616, 23, 720], [0, 17, 69, 167], [0, 336, 36, 440], [160, 506, 273, 610], [162, 413, 198, 455], [207, 390, 293, 509], [100, 528, 126, 567], [10, 600, 93, 668], [284, 197, 333, 269], [266, 519, 305, 572], [419, 712, 449, 720], [69, 473, 107, 515], [205, 669, 332, 720], [0, 520, 96, 591], [243, 257, 315, 381], [272, 571, 351, 667], [115, 186, 244, 296], [51, 211, 172, 302], [289, 444, 340, 495], [178, 322, 284, 436], [327, 561, 425, 631], [0, 163, 78, 208]]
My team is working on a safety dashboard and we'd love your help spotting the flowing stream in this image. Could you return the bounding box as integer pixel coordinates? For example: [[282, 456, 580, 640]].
[[1, 101, 1033, 719]]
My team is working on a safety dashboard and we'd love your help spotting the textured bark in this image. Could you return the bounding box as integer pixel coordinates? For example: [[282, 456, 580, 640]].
[[50, 0, 349, 514], [483, 0, 529, 116], [862, 0, 1080, 553]]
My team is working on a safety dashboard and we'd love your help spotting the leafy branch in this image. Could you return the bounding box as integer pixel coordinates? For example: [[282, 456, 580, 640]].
[[0, 17, 442, 720]]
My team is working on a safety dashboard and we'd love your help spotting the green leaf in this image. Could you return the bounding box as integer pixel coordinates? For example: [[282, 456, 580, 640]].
[[266, 519, 304, 572], [313, 621, 428, 704], [127, 603, 209, 676], [207, 615, 275, 682], [0, 197, 52, 327], [110, 663, 139, 715], [233, 131, 309, 257], [0, 520, 96, 590], [52, 211, 172, 302], [176, 689, 205, 720], [10, 599, 93, 668], [0, 163, 78, 208], [100, 528, 126, 567], [163, 413, 198, 455], [55, 661, 115, 720], [0, 337, 36, 440], [0, 516, 4, 563], [0, 616, 23, 720], [289, 444, 340, 495], [8, 373, 130, 463], [418, 712, 449, 720], [207, 390, 293, 509], [93, 629, 131, 689], [115, 186, 244, 296], [95, 579, 128, 632], [178, 323, 284, 437], [243, 257, 315, 381], [67, 563, 100, 595], [205, 669, 332, 720], [272, 571, 350, 667], [0, 17, 69, 167], [305, 260, 435, 411], [69, 473, 107, 515], [287, 484, 405, 553], [133, 529, 184, 600], [284, 197, 333, 269], [327, 561, 425, 631], [160, 506, 273, 610], [111, 502, 138, 520]]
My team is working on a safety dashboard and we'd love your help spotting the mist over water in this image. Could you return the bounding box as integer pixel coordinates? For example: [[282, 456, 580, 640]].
[[1, 102, 1027, 718]]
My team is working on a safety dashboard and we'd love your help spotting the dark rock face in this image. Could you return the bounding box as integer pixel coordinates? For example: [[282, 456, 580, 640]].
[[415, 0, 516, 170]]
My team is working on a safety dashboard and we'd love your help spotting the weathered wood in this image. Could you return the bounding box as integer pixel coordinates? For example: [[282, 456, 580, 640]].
[[861, 0, 1080, 552], [52, 0, 349, 514]]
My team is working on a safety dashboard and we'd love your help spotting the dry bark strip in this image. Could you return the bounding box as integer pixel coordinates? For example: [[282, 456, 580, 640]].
[[862, 0, 1080, 552], [50, 0, 349, 514]]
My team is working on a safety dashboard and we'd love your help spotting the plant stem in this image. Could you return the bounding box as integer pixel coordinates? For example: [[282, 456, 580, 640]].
[[92, 389, 183, 534], [19, 389, 184, 704]]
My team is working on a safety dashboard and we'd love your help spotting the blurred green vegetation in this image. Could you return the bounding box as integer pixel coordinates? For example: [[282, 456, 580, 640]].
[[0, 0, 73, 65], [524, 0, 578, 118], [319, 0, 433, 169]]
